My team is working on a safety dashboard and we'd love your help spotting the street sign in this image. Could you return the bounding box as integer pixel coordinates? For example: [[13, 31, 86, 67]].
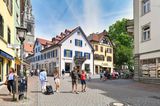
[[7, 44, 20, 49]]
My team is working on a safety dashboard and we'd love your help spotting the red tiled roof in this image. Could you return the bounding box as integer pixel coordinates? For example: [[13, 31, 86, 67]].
[[37, 38, 52, 46], [24, 43, 34, 53], [88, 30, 108, 42], [51, 28, 76, 44]]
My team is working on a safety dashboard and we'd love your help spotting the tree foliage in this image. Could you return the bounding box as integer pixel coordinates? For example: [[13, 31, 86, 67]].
[[108, 18, 134, 71]]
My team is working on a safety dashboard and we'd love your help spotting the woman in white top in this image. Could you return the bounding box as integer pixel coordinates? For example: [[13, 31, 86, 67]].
[[7, 68, 16, 95]]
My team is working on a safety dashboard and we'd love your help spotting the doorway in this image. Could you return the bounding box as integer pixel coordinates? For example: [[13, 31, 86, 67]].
[[65, 63, 71, 73]]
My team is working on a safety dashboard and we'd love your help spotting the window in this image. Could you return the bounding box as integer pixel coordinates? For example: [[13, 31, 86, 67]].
[[51, 50, 57, 58], [95, 45, 98, 51], [75, 39, 82, 47], [142, 0, 150, 15], [101, 47, 103, 52], [47, 52, 50, 58], [64, 49, 72, 57], [77, 31, 81, 35], [75, 51, 82, 58], [16, 13, 19, 24], [85, 64, 90, 72], [107, 56, 112, 62], [36, 48, 37, 53], [7, 28, 11, 44], [44, 53, 46, 59], [0, 15, 4, 37], [6, 0, 13, 15], [54, 50, 57, 57], [84, 53, 90, 59], [142, 25, 150, 41], [41, 55, 43, 60], [107, 48, 112, 53], [27, 23, 32, 33], [38, 55, 40, 61]]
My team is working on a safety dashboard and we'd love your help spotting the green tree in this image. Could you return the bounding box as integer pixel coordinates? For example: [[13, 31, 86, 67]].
[[108, 18, 134, 72]]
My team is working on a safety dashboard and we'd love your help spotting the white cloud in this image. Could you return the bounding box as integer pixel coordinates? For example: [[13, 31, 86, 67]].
[[35, 0, 133, 39]]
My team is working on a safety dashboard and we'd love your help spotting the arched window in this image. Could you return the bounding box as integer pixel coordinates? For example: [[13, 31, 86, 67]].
[[107, 56, 112, 62], [0, 15, 4, 37]]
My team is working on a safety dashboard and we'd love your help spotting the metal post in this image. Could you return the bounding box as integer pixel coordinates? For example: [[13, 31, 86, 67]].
[[20, 43, 24, 77], [13, 76, 18, 101]]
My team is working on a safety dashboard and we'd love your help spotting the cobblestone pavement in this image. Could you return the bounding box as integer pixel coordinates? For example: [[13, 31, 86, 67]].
[[87, 77, 160, 106], [1, 75, 159, 106], [0, 75, 120, 106]]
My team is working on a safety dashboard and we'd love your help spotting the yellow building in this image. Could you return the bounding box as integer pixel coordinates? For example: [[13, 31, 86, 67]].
[[88, 31, 114, 74], [0, 0, 20, 84]]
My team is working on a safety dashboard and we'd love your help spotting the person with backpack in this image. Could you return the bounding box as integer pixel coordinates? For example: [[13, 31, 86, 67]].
[[70, 67, 79, 94], [80, 70, 87, 92]]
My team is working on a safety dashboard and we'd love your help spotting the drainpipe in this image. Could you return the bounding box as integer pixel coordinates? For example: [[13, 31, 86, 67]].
[[92, 49, 94, 75], [59, 45, 61, 77]]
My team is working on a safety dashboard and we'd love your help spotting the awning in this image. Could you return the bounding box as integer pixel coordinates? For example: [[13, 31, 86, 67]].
[[15, 57, 21, 65], [0, 49, 14, 60]]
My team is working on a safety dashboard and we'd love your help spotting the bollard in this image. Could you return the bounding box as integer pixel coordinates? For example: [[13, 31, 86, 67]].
[[13, 76, 18, 101]]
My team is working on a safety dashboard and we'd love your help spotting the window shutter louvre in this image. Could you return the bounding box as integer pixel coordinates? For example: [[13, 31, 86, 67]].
[[70, 51, 72, 57], [75, 39, 77, 46], [64, 50, 66, 57], [81, 41, 82, 47]]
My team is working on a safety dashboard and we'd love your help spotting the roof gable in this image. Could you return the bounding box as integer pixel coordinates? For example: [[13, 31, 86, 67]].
[[88, 30, 114, 47], [33, 38, 52, 49], [58, 26, 94, 50]]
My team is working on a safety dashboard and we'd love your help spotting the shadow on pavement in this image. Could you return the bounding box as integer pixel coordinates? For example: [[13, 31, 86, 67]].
[[2, 97, 13, 102], [0, 94, 8, 96], [31, 91, 42, 93], [60, 91, 72, 93]]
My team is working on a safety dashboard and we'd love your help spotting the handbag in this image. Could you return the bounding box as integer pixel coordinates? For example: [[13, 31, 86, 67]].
[[4, 76, 8, 85], [4, 79, 8, 85]]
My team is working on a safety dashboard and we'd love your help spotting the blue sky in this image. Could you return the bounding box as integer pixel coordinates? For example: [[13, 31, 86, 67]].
[[32, 0, 133, 40]]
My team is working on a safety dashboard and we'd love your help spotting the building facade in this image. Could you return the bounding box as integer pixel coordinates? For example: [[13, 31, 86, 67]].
[[88, 31, 114, 74], [134, 0, 160, 83], [0, 0, 21, 84], [20, 0, 35, 44], [27, 27, 94, 76]]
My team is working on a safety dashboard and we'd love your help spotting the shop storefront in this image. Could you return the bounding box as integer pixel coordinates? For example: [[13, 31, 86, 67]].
[[0, 49, 14, 84], [140, 58, 160, 78], [0, 57, 3, 82]]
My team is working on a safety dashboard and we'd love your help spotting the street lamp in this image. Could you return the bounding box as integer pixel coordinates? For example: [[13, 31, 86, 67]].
[[16, 27, 27, 77]]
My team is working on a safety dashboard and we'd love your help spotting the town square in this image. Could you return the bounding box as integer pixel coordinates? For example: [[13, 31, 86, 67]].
[[0, 0, 160, 106]]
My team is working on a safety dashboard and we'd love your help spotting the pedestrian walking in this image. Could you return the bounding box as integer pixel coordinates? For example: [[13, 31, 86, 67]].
[[70, 67, 79, 94], [6, 68, 16, 95], [100, 70, 103, 80], [80, 70, 87, 92], [62, 69, 65, 79], [39, 68, 47, 93], [53, 69, 60, 93], [88, 71, 92, 81]]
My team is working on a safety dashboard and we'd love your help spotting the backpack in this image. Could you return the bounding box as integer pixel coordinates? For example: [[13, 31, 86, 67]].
[[44, 85, 54, 95]]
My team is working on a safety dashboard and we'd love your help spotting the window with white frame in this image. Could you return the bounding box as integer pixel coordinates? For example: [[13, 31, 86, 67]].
[[142, 0, 150, 15], [142, 25, 150, 41], [64, 49, 72, 57]]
